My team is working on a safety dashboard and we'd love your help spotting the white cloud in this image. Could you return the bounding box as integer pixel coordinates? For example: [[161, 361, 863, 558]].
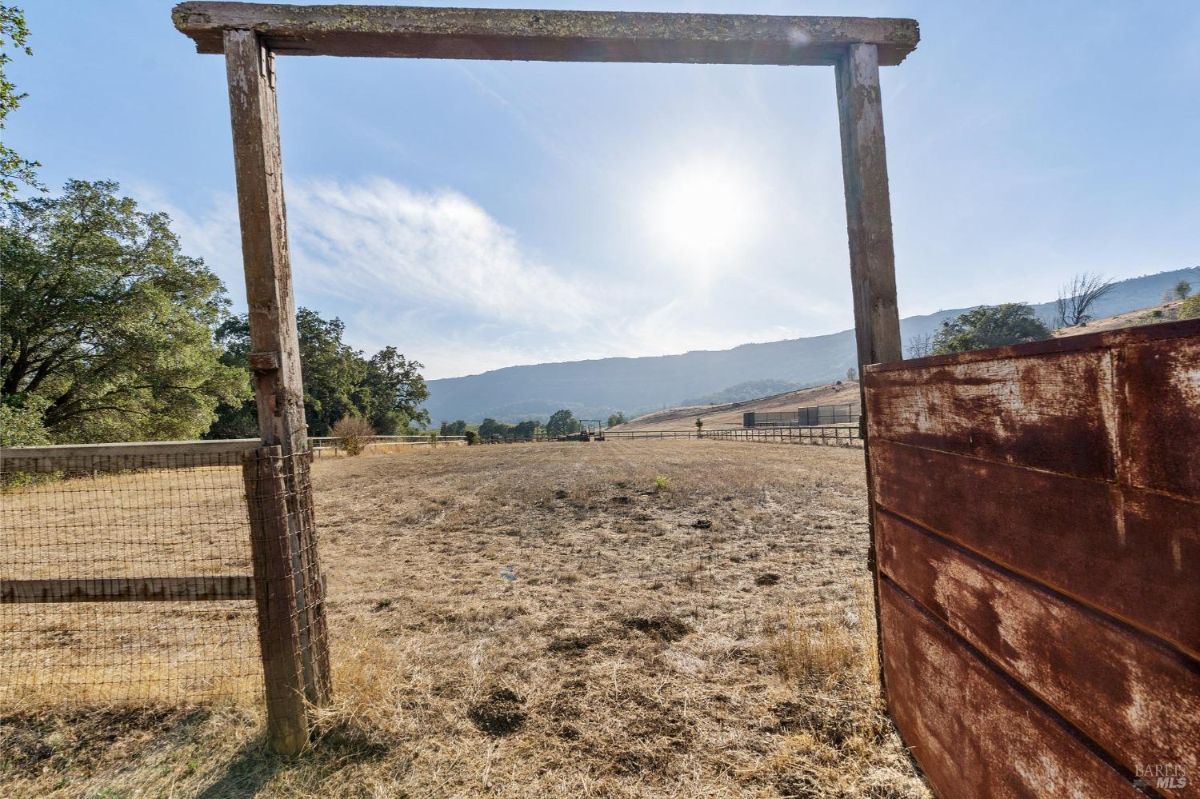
[[287, 178, 596, 333], [144, 177, 857, 379]]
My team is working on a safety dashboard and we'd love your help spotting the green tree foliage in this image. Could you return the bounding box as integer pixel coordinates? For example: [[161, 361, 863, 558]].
[[439, 420, 468, 437], [475, 418, 539, 441], [1178, 294, 1200, 321], [512, 420, 538, 439], [0, 393, 48, 446], [478, 418, 507, 440], [0, 5, 40, 199], [362, 345, 429, 433], [1, 180, 245, 442], [606, 412, 626, 428], [546, 409, 578, 437], [932, 303, 1051, 355], [1176, 280, 1192, 300], [211, 309, 429, 438]]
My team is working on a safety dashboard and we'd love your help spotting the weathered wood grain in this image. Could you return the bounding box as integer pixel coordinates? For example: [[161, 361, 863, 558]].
[[864, 350, 1115, 479], [872, 439, 1200, 658], [242, 446, 308, 756], [225, 29, 331, 713], [0, 576, 254, 603], [224, 29, 306, 458], [174, 3, 920, 65], [878, 511, 1199, 791], [835, 43, 902, 375], [0, 439, 259, 473], [879, 580, 1146, 798]]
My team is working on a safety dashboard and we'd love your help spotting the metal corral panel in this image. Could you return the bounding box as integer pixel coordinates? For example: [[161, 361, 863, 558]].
[[744, 403, 859, 428], [864, 319, 1199, 798]]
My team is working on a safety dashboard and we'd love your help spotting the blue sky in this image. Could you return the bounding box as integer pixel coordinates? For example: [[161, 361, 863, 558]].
[[9, 1, 1199, 378]]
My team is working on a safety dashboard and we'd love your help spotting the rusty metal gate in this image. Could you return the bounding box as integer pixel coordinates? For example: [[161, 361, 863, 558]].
[[863, 319, 1199, 798]]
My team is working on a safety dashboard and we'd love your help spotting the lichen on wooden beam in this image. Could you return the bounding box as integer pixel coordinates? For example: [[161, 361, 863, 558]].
[[173, 3, 919, 66]]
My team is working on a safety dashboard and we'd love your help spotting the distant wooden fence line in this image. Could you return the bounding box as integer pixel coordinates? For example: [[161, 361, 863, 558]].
[[310, 434, 467, 457], [605, 426, 862, 446]]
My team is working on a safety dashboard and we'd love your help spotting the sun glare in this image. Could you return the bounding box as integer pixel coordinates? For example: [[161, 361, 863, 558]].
[[644, 160, 762, 266]]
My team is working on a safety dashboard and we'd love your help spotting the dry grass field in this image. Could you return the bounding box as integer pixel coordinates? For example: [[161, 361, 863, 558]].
[[0, 440, 927, 799]]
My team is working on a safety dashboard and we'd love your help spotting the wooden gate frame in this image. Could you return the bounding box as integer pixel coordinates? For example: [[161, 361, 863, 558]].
[[173, 2, 918, 752]]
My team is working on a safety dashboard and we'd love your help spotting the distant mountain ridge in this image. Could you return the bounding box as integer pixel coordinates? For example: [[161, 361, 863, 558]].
[[425, 267, 1199, 423]]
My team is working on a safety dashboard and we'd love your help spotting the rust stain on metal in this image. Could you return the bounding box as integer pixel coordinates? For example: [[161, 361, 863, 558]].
[[879, 581, 1148, 798], [864, 350, 1115, 479], [1117, 334, 1200, 498], [865, 319, 1200, 798], [872, 440, 1200, 657], [877, 511, 1199, 790]]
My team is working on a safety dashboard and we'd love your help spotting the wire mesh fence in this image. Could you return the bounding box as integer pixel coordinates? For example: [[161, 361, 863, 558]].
[[242, 446, 330, 736], [0, 442, 264, 706]]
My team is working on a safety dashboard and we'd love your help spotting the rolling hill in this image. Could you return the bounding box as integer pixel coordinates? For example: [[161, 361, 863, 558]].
[[424, 266, 1199, 423], [613, 381, 862, 432]]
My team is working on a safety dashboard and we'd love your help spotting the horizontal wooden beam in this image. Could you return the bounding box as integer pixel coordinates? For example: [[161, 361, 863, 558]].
[[173, 3, 919, 66], [0, 576, 255, 603], [0, 438, 260, 473]]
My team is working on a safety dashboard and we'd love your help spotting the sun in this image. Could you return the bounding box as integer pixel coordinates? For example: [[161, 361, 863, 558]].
[[644, 159, 762, 266]]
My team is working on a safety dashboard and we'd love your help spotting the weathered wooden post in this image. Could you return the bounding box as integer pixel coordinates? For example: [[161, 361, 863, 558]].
[[835, 41, 904, 692], [242, 446, 308, 755], [223, 27, 331, 750], [836, 43, 902, 373]]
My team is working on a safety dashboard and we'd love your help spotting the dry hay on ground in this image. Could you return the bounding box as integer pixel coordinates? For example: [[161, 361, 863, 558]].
[[0, 440, 927, 799]]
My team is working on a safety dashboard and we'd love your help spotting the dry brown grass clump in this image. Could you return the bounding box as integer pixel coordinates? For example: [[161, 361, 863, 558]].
[[0, 441, 927, 798]]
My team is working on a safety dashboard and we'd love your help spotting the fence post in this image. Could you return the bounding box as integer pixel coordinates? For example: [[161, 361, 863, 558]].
[[243, 446, 309, 755], [224, 28, 331, 712]]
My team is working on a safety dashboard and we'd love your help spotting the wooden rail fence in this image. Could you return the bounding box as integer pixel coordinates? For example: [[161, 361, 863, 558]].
[[604, 427, 862, 446], [310, 434, 468, 457]]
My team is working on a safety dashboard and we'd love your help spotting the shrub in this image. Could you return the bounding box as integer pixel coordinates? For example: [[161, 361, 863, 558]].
[[933, 303, 1050, 354], [0, 395, 51, 447], [332, 415, 375, 456], [653, 474, 671, 492], [1179, 294, 1200, 321], [464, 430, 478, 445]]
